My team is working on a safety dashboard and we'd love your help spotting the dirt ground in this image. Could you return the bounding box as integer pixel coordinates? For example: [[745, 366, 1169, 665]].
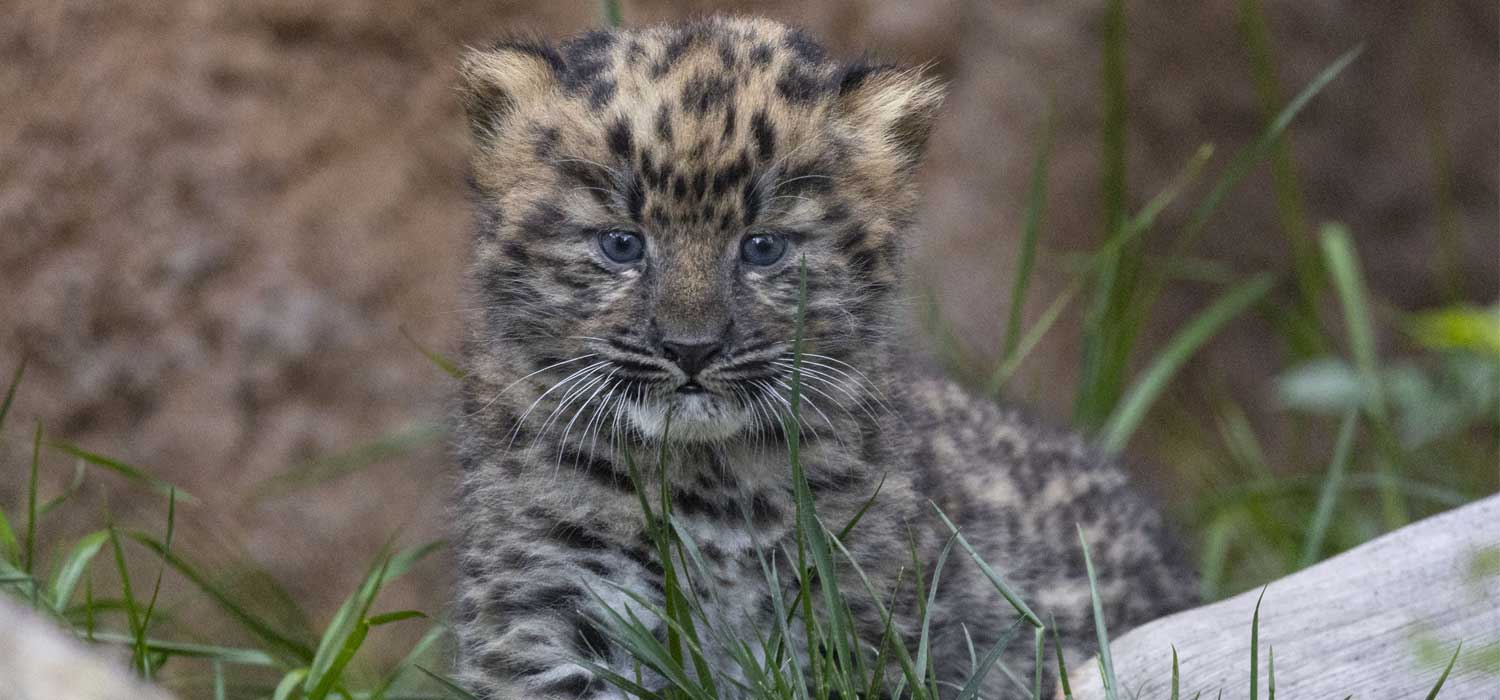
[[1, 0, 1495, 665]]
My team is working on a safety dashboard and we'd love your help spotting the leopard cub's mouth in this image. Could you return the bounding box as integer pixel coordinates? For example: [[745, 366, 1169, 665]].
[[627, 383, 754, 443]]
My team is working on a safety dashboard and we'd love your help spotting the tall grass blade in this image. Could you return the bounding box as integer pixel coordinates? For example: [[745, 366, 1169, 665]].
[[0, 506, 18, 567], [1322, 223, 1410, 528], [1034, 625, 1046, 700], [49, 441, 198, 503], [1171, 645, 1180, 700], [0, 357, 23, 432], [602, 0, 623, 27], [1003, 107, 1055, 363], [1170, 47, 1361, 265], [1078, 526, 1118, 700], [138, 488, 178, 679], [1250, 587, 1266, 700], [304, 539, 441, 700], [1268, 646, 1275, 700], [1128, 47, 1361, 358], [273, 669, 309, 700], [1321, 225, 1384, 419], [39, 458, 86, 517], [49, 530, 109, 613], [213, 660, 227, 700], [1300, 409, 1358, 567], [1423, 642, 1462, 700], [128, 531, 316, 662], [25, 423, 40, 575], [252, 422, 445, 502], [1100, 274, 1275, 453], [932, 504, 1042, 627], [955, 617, 1028, 700], [416, 665, 481, 700], [89, 632, 280, 666], [369, 622, 447, 700], [989, 144, 1213, 395], [399, 325, 465, 380], [107, 525, 149, 674], [1236, 0, 1322, 336], [1074, 0, 1134, 429], [1052, 618, 1075, 700]]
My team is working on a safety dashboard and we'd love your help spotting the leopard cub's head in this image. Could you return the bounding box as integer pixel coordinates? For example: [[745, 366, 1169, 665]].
[[461, 16, 942, 445]]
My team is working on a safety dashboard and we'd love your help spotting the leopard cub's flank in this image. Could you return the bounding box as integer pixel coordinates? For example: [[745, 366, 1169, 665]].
[[452, 16, 1195, 699]]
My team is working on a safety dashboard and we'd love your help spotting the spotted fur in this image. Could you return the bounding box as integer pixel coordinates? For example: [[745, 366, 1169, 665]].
[[452, 16, 1195, 699]]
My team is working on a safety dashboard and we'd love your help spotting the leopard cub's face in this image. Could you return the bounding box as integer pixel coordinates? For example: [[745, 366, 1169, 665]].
[[461, 17, 941, 445]]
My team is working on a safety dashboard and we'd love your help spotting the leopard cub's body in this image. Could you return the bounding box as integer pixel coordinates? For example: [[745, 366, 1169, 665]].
[[452, 17, 1194, 699]]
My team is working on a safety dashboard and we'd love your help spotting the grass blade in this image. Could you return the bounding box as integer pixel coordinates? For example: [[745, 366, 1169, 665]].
[[252, 423, 445, 502], [1002, 106, 1056, 363], [49, 441, 198, 503], [602, 0, 623, 27], [49, 530, 109, 613], [955, 617, 1028, 700], [1100, 273, 1276, 453], [128, 531, 315, 662], [1299, 409, 1358, 567], [38, 458, 87, 517], [1236, 0, 1322, 333], [1321, 224, 1384, 419], [1171, 47, 1361, 266], [1034, 624, 1046, 700], [931, 503, 1042, 628], [1322, 223, 1411, 529], [369, 622, 447, 700], [1423, 642, 1462, 700], [1073, 0, 1135, 430], [416, 665, 480, 700], [90, 632, 281, 666], [1052, 617, 1076, 700], [1078, 526, 1118, 700], [0, 357, 24, 432], [107, 525, 148, 673], [1171, 645, 1180, 700], [1250, 587, 1266, 700], [1268, 646, 1275, 700], [138, 488, 178, 676], [273, 669, 309, 700], [989, 144, 1213, 396], [399, 325, 465, 380], [25, 423, 40, 575], [0, 506, 18, 567]]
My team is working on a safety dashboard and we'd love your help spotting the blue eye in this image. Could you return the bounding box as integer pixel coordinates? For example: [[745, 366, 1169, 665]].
[[598, 230, 645, 263], [740, 233, 788, 266]]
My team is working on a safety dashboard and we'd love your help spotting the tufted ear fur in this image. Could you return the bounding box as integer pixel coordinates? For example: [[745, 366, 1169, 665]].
[[836, 65, 946, 168], [459, 39, 565, 143]]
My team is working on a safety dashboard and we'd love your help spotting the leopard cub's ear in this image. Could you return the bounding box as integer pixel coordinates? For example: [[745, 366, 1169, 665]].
[[836, 64, 946, 169], [459, 39, 565, 143]]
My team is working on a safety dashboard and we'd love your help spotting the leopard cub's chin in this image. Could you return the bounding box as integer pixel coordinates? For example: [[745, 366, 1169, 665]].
[[627, 392, 755, 443]]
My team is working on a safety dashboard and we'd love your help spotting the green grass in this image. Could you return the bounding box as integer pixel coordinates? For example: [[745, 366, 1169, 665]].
[[3, 2, 1496, 699]]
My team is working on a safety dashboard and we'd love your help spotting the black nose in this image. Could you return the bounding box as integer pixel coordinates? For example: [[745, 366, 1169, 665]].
[[661, 340, 723, 376]]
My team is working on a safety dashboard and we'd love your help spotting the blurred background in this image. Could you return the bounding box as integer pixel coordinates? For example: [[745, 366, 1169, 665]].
[[2, 0, 1496, 693]]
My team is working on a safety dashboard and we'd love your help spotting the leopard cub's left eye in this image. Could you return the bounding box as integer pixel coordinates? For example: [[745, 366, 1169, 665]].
[[740, 233, 788, 267], [598, 229, 645, 263]]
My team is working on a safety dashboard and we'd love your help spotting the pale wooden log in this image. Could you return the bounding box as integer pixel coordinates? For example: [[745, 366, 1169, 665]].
[[1068, 494, 1500, 699], [0, 595, 176, 700]]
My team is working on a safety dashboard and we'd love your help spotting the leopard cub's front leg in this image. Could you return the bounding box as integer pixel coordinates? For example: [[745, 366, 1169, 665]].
[[452, 515, 669, 700]]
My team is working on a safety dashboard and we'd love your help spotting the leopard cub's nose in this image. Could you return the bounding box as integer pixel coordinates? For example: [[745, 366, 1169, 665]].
[[661, 340, 723, 376]]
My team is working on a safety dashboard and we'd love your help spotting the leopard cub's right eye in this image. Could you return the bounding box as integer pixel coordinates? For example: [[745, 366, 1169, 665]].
[[598, 229, 645, 263]]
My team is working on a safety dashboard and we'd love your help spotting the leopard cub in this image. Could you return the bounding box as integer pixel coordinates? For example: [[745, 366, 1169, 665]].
[[452, 16, 1195, 699]]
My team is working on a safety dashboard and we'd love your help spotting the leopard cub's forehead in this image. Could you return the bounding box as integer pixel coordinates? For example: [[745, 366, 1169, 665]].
[[546, 17, 844, 149]]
